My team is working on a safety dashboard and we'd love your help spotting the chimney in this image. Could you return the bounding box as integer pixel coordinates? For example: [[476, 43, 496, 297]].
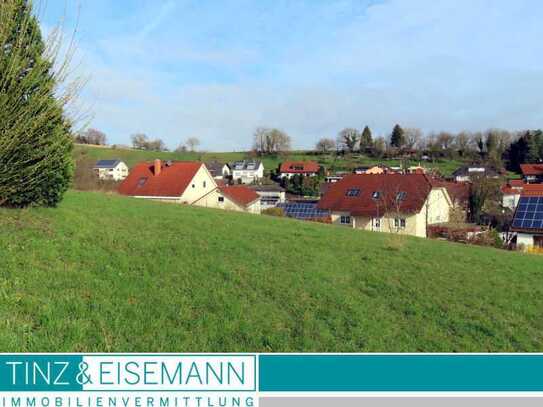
[[154, 159, 162, 176]]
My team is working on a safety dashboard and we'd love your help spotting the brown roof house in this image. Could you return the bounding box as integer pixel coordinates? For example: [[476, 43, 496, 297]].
[[318, 174, 453, 238]]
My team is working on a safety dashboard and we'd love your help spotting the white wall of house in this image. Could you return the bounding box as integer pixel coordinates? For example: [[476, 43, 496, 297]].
[[330, 187, 451, 239], [502, 193, 520, 210], [517, 233, 534, 249], [179, 165, 218, 205], [232, 164, 264, 184], [280, 172, 317, 179], [95, 162, 129, 181], [256, 190, 286, 209]]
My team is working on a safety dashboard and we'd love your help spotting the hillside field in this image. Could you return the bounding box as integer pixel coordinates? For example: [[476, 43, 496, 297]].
[[74, 144, 464, 176], [0, 191, 542, 352]]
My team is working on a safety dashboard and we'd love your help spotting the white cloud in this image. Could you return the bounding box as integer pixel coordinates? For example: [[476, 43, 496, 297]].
[[69, 0, 543, 150]]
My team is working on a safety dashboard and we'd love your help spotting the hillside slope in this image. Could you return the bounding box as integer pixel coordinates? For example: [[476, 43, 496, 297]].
[[74, 144, 464, 175], [0, 191, 542, 352]]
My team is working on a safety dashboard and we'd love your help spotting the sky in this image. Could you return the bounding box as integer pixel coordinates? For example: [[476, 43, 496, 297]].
[[40, 0, 543, 151]]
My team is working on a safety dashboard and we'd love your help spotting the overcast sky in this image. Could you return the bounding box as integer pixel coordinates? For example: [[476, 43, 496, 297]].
[[41, 0, 543, 151]]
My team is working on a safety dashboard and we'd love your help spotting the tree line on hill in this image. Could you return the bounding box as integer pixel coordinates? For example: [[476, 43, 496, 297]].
[[316, 124, 543, 171]]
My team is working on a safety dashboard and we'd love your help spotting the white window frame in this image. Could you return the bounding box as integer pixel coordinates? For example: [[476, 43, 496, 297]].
[[340, 215, 351, 225]]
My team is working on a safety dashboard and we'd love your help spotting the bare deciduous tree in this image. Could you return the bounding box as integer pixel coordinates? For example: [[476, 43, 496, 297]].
[[252, 127, 291, 155], [131, 133, 168, 151], [315, 138, 336, 154], [404, 128, 423, 150], [76, 128, 107, 145], [337, 128, 359, 153], [186, 137, 201, 152], [455, 131, 472, 156]]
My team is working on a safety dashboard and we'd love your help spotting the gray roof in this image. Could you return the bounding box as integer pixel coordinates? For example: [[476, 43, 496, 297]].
[[94, 159, 122, 169], [205, 161, 227, 174]]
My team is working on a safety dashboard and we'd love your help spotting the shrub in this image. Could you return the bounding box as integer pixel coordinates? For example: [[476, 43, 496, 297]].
[[0, 0, 75, 207], [262, 207, 285, 217]]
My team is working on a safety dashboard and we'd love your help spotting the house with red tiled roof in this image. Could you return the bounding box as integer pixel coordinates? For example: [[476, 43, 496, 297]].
[[217, 185, 261, 213], [279, 161, 320, 178], [511, 184, 543, 251], [501, 179, 525, 210], [520, 164, 543, 184], [118, 159, 260, 213], [317, 174, 452, 238], [427, 178, 471, 219]]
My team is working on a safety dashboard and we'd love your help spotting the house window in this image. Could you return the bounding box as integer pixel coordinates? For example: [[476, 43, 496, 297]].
[[396, 191, 407, 201], [394, 218, 407, 229], [345, 188, 360, 197], [373, 218, 381, 230], [340, 216, 351, 225], [192, 184, 195, 188], [203, 181, 207, 188], [372, 191, 381, 199], [137, 177, 148, 187], [218, 196, 224, 203]]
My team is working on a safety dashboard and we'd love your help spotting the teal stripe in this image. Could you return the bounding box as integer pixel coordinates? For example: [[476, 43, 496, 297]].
[[0, 355, 83, 391], [259, 355, 543, 392]]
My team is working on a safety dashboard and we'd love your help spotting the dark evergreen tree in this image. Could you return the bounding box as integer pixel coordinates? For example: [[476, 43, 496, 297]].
[[390, 124, 406, 149], [506, 130, 543, 172], [0, 0, 74, 207], [360, 126, 373, 152]]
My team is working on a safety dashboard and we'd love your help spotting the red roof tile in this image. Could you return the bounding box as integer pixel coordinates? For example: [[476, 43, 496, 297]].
[[522, 184, 543, 197], [280, 161, 320, 174], [520, 164, 543, 176], [428, 178, 470, 206], [318, 174, 437, 216], [118, 161, 203, 197], [219, 185, 260, 207], [501, 179, 525, 195]]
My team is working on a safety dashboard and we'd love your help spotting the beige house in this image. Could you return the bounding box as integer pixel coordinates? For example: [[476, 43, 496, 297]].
[[318, 174, 452, 238], [119, 160, 260, 213], [94, 160, 129, 181]]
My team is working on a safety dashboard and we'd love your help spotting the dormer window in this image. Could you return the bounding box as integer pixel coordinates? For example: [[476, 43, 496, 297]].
[[137, 177, 148, 187], [372, 191, 381, 199], [396, 191, 407, 201], [346, 188, 360, 197]]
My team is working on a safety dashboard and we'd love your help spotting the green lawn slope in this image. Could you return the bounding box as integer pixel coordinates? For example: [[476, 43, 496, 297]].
[[1, 191, 541, 352]]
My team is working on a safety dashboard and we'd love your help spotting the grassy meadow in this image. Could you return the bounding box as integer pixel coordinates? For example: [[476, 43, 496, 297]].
[[0, 191, 542, 352], [74, 144, 464, 176]]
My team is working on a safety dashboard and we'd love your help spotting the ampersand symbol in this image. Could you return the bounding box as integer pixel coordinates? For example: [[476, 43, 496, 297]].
[[76, 362, 93, 385]]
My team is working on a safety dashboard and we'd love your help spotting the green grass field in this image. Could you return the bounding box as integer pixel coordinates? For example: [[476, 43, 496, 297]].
[[0, 191, 542, 352], [74, 144, 464, 176]]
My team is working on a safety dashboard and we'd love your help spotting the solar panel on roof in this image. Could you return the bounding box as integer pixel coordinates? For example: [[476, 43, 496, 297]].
[[277, 202, 330, 220], [512, 196, 543, 230]]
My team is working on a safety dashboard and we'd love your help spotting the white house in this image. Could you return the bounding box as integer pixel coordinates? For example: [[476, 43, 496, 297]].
[[249, 184, 286, 209], [230, 160, 264, 184], [511, 184, 543, 251], [452, 165, 500, 182], [205, 161, 231, 180], [93, 160, 129, 181], [279, 161, 320, 179]]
